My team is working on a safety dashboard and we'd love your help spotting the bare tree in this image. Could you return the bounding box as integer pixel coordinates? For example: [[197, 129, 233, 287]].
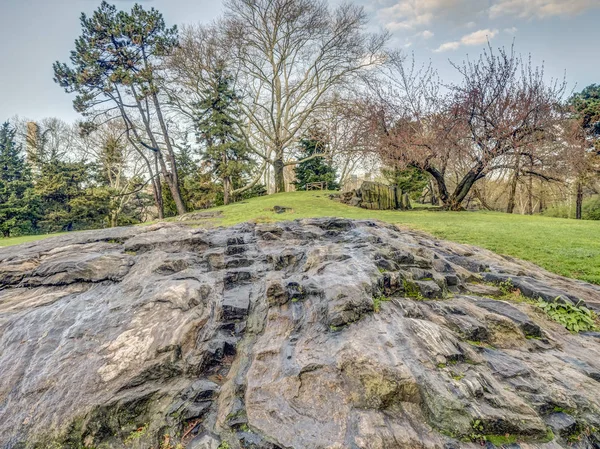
[[78, 121, 151, 226], [224, 0, 387, 192], [370, 46, 566, 210], [367, 51, 456, 206]]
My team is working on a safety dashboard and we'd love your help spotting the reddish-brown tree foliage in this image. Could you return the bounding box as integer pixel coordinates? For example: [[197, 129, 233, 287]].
[[369, 46, 566, 210]]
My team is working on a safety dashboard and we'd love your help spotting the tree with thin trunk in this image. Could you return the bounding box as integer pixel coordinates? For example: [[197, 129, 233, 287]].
[[53, 1, 186, 217], [195, 67, 254, 205], [224, 0, 387, 192]]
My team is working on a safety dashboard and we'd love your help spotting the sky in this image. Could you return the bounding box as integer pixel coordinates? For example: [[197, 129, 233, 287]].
[[0, 0, 599, 123]]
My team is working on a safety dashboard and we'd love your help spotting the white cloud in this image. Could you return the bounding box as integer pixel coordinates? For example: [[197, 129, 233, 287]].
[[375, 0, 599, 35], [378, 0, 483, 31], [434, 28, 498, 52], [504, 26, 518, 34], [461, 28, 498, 45], [435, 41, 462, 52], [490, 0, 600, 18], [419, 30, 435, 39]]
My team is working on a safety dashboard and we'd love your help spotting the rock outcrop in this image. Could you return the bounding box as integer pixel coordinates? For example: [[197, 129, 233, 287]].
[[333, 181, 412, 210], [1, 218, 600, 449]]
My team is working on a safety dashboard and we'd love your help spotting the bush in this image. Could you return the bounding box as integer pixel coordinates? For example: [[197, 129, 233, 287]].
[[583, 195, 600, 220]]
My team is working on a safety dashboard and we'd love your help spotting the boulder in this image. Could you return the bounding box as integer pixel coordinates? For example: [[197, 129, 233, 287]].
[[1, 219, 600, 449]]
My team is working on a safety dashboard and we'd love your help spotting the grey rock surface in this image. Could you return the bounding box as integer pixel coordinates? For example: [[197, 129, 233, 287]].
[[1, 219, 600, 449]]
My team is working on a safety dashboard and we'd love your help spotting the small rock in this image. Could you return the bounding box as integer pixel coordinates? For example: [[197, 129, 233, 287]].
[[273, 205, 291, 214], [465, 283, 502, 297], [414, 280, 443, 299], [222, 286, 251, 320]]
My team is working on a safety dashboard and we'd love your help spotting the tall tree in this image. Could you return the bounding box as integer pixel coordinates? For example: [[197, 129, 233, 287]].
[[53, 1, 185, 217], [225, 0, 387, 192], [0, 122, 38, 237], [568, 84, 600, 219], [195, 68, 254, 205]]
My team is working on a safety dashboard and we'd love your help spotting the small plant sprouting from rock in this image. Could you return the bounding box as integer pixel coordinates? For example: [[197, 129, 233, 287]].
[[123, 424, 148, 446], [217, 443, 231, 449], [537, 298, 598, 333], [467, 419, 486, 443], [373, 294, 391, 312], [450, 371, 464, 381], [498, 278, 516, 295]]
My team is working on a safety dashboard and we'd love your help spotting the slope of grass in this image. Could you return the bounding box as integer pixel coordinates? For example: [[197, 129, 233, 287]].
[[207, 191, 600, 284], [0, 233, 64, 248], [1, 191, 599, 285]]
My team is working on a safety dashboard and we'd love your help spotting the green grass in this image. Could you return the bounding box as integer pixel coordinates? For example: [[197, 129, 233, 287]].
[[0, 233, 65, 247], [2, 191, 599, 285]]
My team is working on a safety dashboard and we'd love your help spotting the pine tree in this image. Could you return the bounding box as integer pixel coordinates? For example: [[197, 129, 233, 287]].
[[383, 166, 429, 199], [53, 1, 183, 217], [0, 122, 38, 237], [293, 132, 339, 191], [35, 161, 109, 232], [195, 68, 252, 205]]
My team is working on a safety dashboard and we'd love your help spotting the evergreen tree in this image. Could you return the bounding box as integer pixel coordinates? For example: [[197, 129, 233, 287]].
[[293, 132, 339, 191], [35, 161, 109, 232], [0, 122, 38, 237], [195, 68, 252, 205], [383, 166, 429, 200], [53, 1, 183, 217], [570, 84, 600, 139]]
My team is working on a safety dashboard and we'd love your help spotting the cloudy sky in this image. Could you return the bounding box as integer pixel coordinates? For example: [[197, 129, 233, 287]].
[[1, 0, 599, 122]]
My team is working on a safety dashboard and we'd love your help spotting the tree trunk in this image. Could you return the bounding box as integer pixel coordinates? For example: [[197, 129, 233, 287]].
[[424, 166, 449, 206], [274, 156, 285, 193], [153, 153, 164, 220], [130, 85, 186, 217], [429, 180, 438, 205], [539, 180, 545, 213], [448, 166, 485, 210], [151, 95, 186, 216], [576, 181, 583, 220], [526, 175, 533, 215], [114, 90, 164, 220], [506, 162, 521, 214], [223, 176, 231, 205]]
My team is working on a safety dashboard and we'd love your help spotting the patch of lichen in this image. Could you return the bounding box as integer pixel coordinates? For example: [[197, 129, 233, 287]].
[[35, 393, 178, 449]]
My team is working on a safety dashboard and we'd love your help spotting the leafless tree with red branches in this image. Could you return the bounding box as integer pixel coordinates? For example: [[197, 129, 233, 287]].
[[369, 45, 566, 210]]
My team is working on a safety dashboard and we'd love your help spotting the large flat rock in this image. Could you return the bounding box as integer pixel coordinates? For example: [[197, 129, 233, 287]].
[[1, 219, 599, 449]]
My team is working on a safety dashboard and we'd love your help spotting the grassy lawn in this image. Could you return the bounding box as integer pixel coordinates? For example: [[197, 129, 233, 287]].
[[1, 190, 599, 285], [0, 233, 65, 248]]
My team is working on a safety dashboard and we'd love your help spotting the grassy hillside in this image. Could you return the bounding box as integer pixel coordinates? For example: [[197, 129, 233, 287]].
[[211, 191, 600, 285], [2, 191, 599, 285]]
